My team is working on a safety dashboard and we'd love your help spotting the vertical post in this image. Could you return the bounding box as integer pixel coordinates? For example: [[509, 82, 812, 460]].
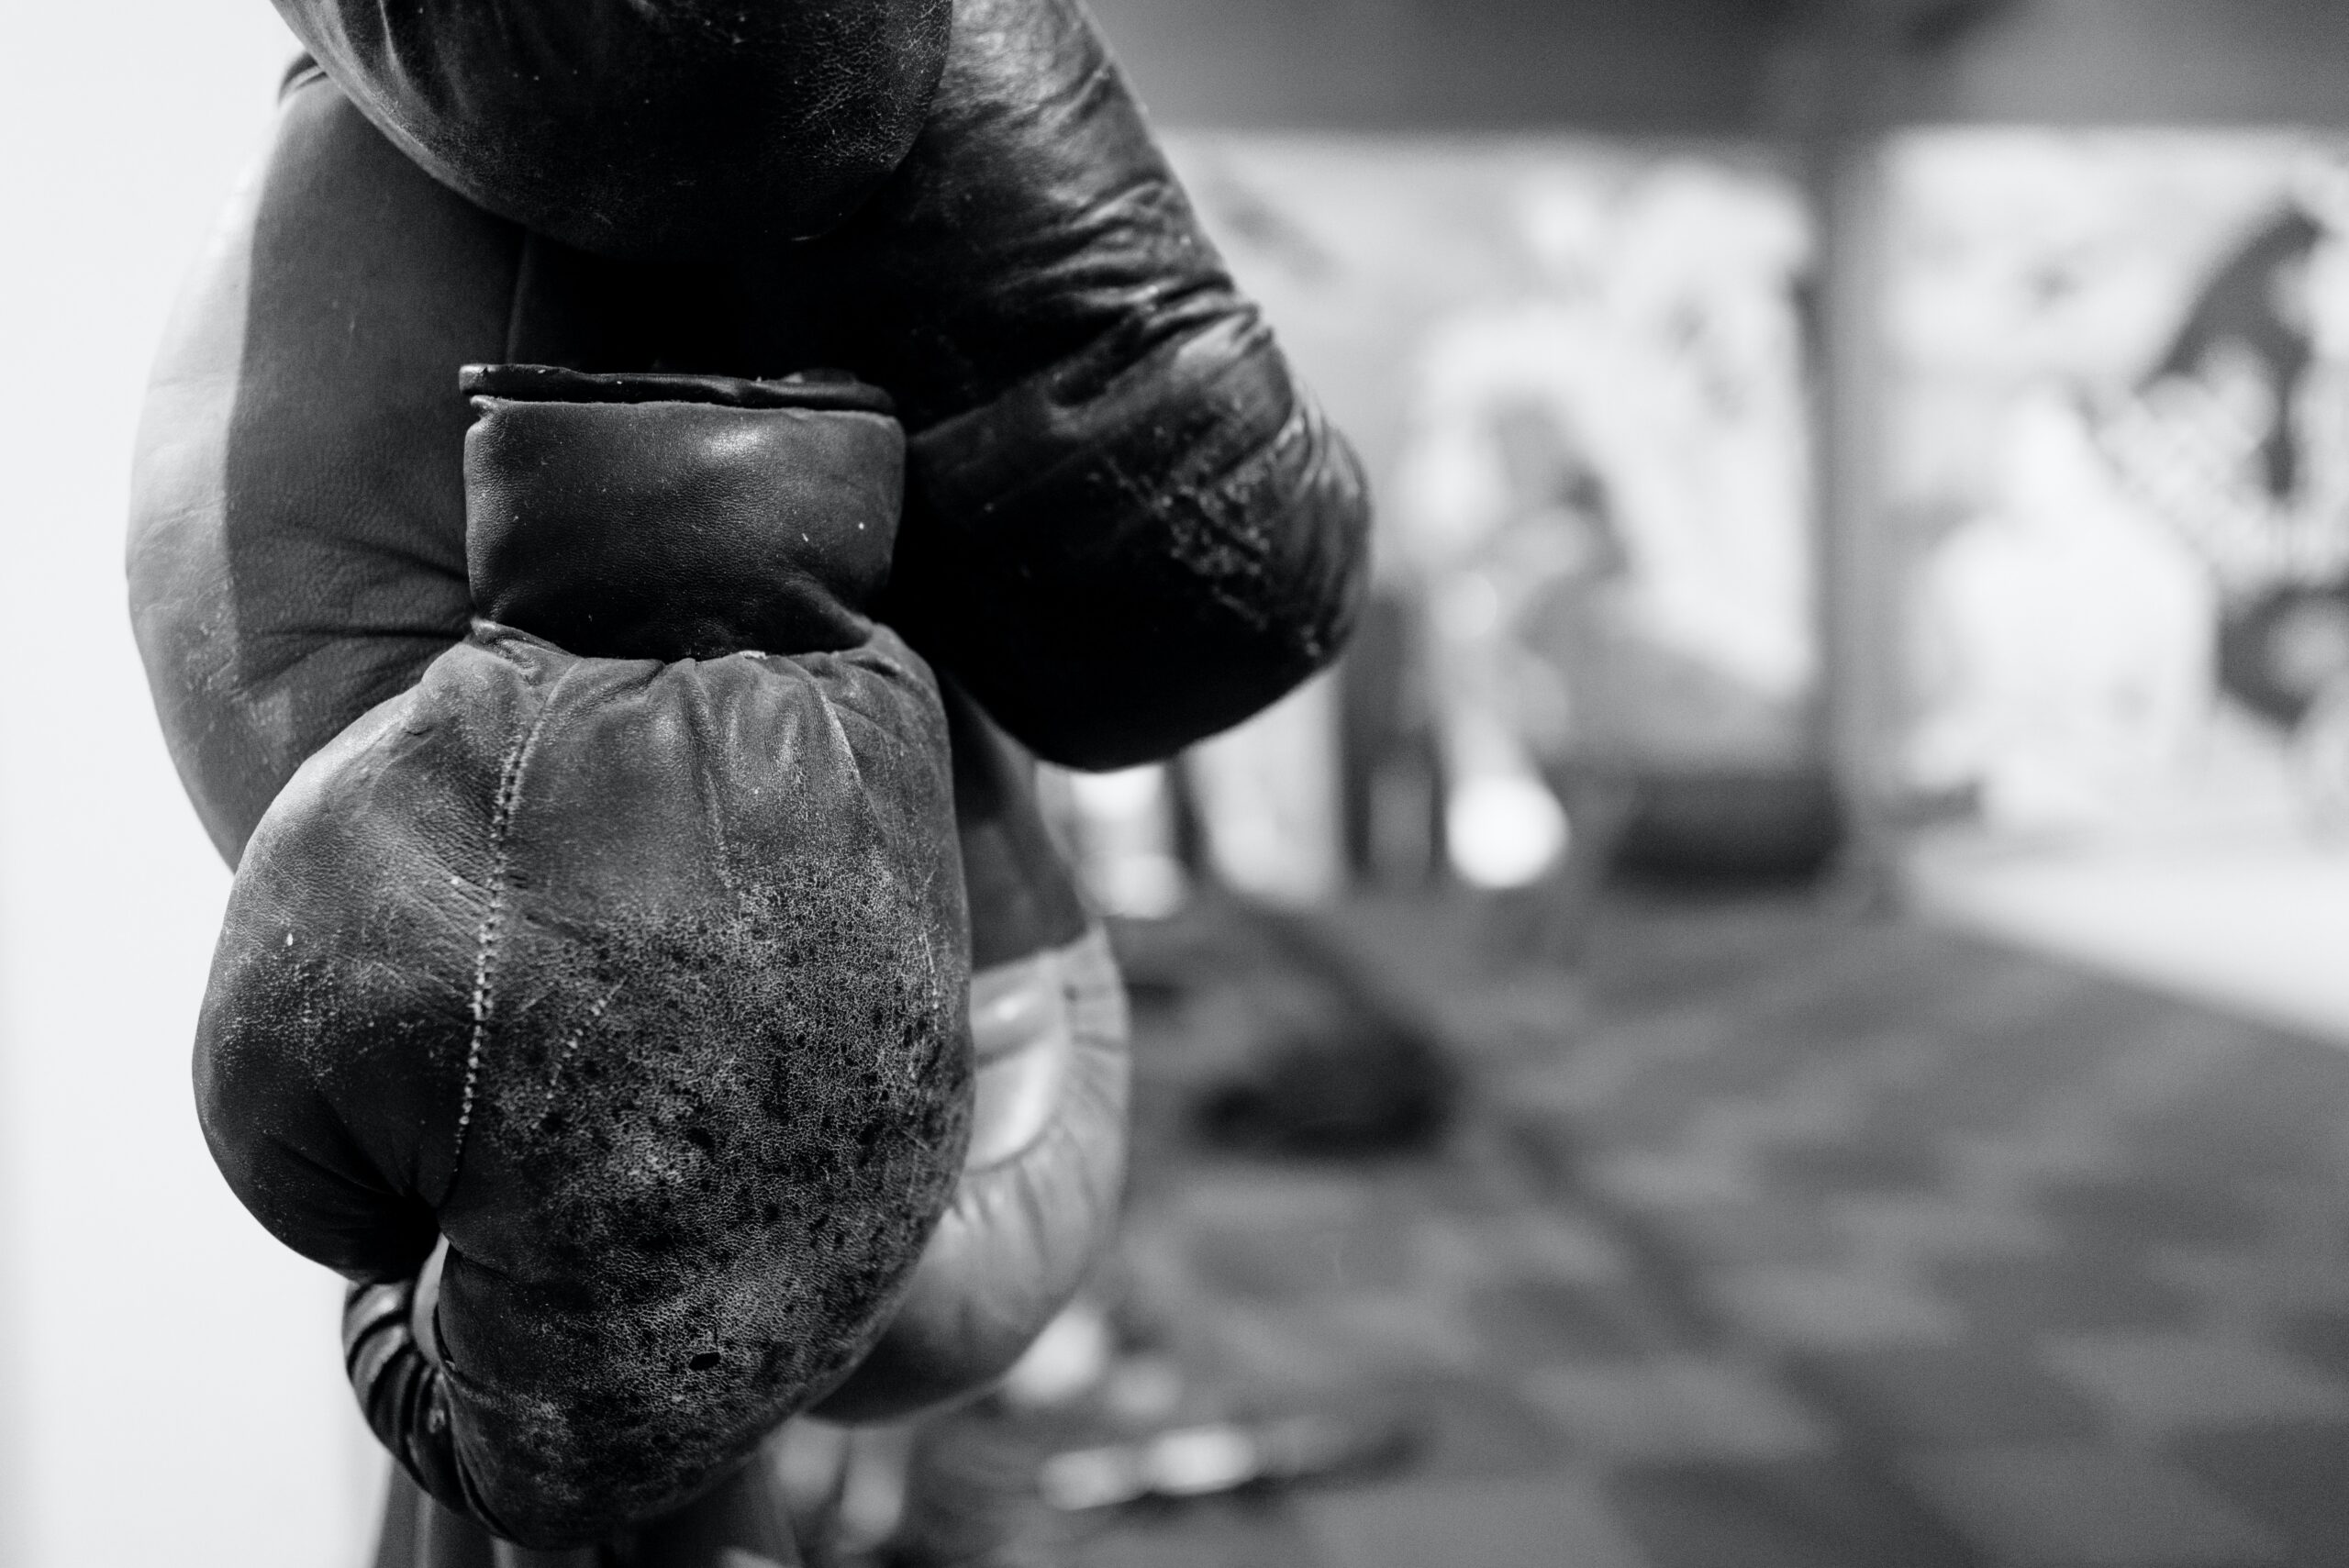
[[1765, 4, 1919, 899], [1815, 128, 1902, 894]]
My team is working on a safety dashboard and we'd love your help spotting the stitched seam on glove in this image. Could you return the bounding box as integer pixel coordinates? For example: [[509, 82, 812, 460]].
[[451, 669, 557, 1177]]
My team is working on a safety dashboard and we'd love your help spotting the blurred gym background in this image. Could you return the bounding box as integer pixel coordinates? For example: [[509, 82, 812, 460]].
[[7, 2, 2349, 1565]]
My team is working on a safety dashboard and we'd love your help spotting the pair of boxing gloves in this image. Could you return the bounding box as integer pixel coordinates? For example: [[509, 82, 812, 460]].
[[130, 0, 1368, 1553], [193, 365, 1133, 1559]]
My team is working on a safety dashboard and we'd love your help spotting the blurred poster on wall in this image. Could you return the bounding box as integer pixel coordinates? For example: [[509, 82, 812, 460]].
[[1887, 130, 2349, 842], [1163, 136, 1820, 892]]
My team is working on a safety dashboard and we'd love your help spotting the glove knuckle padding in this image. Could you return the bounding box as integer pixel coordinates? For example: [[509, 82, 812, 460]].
[[198, 373, 974, 1547], [751, 0, 1374, 767], [270, 0, 952, 259], [896, 318, 1373, 768]]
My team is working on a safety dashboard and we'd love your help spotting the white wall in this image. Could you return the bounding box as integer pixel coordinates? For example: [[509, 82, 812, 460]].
[[0, 5, 383, 1564]]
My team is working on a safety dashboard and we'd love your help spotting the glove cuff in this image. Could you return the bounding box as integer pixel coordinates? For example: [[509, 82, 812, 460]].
[[462, 365, 904, 662], [344, 1275, 506, 1535]]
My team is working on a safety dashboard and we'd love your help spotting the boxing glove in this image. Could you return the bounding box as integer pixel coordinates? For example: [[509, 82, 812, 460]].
[[130, 70, 507, 868], [812, 684, 1129, 1423], [189, 14, 1370, 776], [359, 1351, 812, 1568], [270, 1, 949, 260], [344, 694, 1128, 1566], [198, 365, 971, 1546], [734, 0, 1375, 767], [135, 77, 1130, 1553], [133, 61, 1364, 853]]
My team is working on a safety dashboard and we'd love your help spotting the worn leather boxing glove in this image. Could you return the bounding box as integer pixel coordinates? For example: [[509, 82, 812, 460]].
[[349, 690, 1131, 1562], [195, 367, 972, 1547], [734, 0, 1374, 766], [340, 692, 1128, 1567], [270, 0, 949, 259], [358, 1365, 810, 1568], [813, 684, 1129, 1423], [131, 70, 513, 867], [540, 0, 1377, 765], [200, 11, 1371, 775], [133, 77, 1130, 1555], [131, 60, 1360, 857]]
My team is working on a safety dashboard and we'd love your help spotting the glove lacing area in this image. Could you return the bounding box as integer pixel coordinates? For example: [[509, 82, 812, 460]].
[[346, 1269, 487, 1529]]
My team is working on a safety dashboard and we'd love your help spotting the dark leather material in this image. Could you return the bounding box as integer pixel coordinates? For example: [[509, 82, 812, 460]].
[[197, 375, 972, 1546], [938, 680, 1088, 973], [270, 0, 950, 260], [463, 376, 901, 662], [368, 1433, 806, 1566], [129, 74, 509, 867], [461, 364, 895, 416], [891, 309, 1370, 765], [732, 0, 1376, 766], [813, 690, 1124, 1424], [732, 0, 1241, 427], [813, 925, 1127, 1424], [195, 9, 1374, 772], [357, 727, 1125, 1552]]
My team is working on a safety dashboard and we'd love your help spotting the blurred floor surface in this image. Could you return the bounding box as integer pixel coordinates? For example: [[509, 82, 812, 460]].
[[931, 891, 2349, 1568]]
